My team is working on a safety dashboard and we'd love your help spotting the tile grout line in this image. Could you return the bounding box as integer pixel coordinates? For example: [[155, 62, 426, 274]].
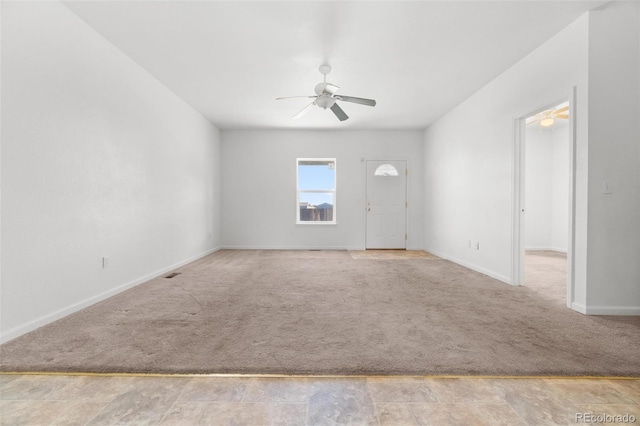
[[157, 376, 193, 425], [365, 378, 382, 426], [81, 395, 115, 426]]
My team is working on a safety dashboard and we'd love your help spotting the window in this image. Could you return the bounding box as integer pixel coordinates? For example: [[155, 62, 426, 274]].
[[296, 158, 336, 224], [374, 164, 399, 177]]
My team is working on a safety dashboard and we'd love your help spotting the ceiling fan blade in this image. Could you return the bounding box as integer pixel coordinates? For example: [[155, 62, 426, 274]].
[[337, 95, 376, 107], [315, 83, 340, 96], [556, 114, 569, 119], [555, 105, 569, 113], [276, 95, 317, 100], [324, 83, 340, 95], [330, 103, 349, 121], [293, 102, 316, 119]]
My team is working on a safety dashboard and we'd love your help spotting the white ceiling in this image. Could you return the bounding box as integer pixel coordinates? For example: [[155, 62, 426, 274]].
[[63, 1, 605, 130]]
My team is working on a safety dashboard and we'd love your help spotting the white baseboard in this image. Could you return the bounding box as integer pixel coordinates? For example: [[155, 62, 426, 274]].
[[525, 247, 568, 253], [221, 245, 365, 251], [571, 302, 588, 314], [571, 302, 640, 315], [423, 247, 511, 285], [0, 246, 221, 344], [221, 246, 428, 251]]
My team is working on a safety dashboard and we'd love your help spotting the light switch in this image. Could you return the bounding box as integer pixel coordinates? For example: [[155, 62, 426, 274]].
[[602, 181, 612, 194]]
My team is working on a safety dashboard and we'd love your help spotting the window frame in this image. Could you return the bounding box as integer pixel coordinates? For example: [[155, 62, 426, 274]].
[[296, 158, 337, 225]]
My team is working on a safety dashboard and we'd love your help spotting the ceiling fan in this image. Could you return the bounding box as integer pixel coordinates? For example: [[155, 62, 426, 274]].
[[526, 105, 569, 127], [276, 65, 376, 121]]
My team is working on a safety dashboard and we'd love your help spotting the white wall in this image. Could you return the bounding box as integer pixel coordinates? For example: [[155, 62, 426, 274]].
[[525, 125, 569, 252], [585, 1, 640, 313], [1, 1, 222, 341], [423, 1, 640, 314], [423, 13, 589, 285], [221, 130, 424, 250]]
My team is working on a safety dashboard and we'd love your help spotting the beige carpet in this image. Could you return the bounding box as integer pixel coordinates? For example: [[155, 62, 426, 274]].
[[1, 250, 639, 376]]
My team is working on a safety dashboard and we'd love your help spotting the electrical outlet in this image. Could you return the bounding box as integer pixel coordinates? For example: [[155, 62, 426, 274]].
[[474, 242, 480, 250], [102, 256, 109, 268], [602, 180, 612, 194]]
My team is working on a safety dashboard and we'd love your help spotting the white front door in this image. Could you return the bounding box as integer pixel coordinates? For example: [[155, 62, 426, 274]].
[[366, 160, 407, 249]]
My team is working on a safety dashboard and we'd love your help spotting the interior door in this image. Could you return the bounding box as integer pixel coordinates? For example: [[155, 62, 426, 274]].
[[366, 160, 407, 249]]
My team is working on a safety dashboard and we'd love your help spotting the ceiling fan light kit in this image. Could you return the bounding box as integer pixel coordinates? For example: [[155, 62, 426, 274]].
[[315, 95, 336, 109], [527, 105, 569, 129], [276, 65, 377, 122], [539, 117, 555, 127]]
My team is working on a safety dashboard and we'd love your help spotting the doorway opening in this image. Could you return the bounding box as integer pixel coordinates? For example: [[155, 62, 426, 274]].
[[523, 101, 570, 304], [513, 89, 576, 309]]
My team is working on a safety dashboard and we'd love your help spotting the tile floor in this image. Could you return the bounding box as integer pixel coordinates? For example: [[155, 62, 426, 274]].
[[1, 374, 638, 425]]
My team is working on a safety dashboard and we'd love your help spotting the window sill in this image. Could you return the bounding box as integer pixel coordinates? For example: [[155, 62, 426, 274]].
[[296, 222, 337, 226]]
